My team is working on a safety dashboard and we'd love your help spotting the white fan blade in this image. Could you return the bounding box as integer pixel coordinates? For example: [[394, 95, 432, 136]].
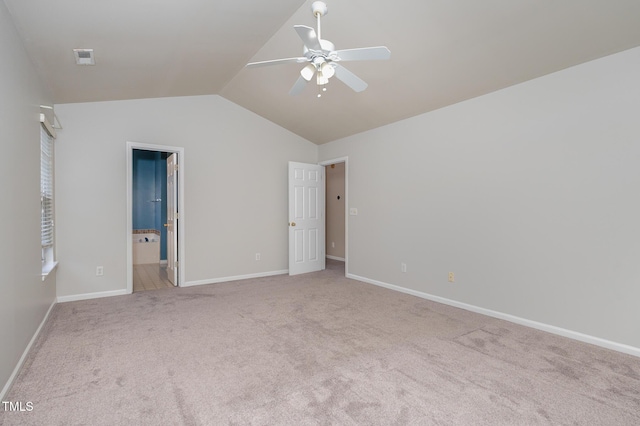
[[333, 64, 368, 92], [289, 76, 308, 96], [294, 25, 322, 51], [246, 57, 307, 68], [335, 46, 391, 62]]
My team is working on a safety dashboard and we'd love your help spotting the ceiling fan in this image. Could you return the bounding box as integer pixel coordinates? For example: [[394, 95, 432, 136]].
[[246, 1, 390, 96]]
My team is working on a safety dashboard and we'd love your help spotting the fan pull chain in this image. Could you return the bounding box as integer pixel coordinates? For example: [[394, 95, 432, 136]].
[[317, 84, 327, 98]]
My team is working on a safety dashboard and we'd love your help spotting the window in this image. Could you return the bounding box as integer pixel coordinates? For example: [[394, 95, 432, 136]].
[[40, 114, 56, 278]]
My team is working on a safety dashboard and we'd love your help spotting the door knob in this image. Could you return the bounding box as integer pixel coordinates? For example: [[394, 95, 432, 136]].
[[164, 224, 169, 227], [289, 222, 296, 227]]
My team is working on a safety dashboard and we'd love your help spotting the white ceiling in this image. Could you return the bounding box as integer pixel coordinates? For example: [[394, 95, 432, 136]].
[[5, 0, 640, 144]]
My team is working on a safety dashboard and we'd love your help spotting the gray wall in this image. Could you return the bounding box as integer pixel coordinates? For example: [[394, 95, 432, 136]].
[[0, 1, 57, 397], [319, 47, 640, 350], [54, 95, 317, 297]]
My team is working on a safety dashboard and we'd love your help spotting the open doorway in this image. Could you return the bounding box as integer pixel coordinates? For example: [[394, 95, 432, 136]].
[[126, 142, 185, 294], [320, 157, 348, 276], [131, 149, 171, 292]]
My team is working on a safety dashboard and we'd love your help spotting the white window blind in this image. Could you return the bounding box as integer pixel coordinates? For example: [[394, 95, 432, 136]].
[[40, 121, 54, 254]]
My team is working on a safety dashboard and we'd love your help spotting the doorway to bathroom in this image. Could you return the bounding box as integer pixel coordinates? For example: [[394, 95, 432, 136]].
[[126, 142, 185, 294]]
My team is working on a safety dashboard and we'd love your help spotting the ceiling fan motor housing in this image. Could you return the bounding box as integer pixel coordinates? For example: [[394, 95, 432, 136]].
[[303, 39, 335, 59]]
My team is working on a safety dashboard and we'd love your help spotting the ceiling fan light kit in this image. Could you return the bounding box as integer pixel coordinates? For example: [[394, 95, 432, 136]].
[[246, 1, 390, 96], [301, 63, 316, 81]]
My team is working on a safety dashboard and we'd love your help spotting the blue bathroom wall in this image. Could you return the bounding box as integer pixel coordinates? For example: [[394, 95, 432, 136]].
[[132, 150, 157, 230], [132, 150, 168, 261]]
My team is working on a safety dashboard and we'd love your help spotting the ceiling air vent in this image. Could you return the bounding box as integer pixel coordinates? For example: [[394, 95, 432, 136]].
[[73, 49, 95, 65]]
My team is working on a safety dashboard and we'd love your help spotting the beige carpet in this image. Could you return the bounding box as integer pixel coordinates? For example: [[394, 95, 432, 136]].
[[2, 260, 640, 425]]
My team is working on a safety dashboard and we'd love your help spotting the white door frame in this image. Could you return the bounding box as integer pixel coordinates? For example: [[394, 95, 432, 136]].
[[126, 141, 186, 293], [319, 156, 348, 276]]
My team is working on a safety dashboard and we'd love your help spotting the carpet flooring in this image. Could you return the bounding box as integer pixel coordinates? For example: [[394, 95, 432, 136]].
[[2, 260, 640, 425]]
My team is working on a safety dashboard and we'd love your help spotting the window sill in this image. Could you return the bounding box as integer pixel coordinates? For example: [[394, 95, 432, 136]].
[[42, 261, 58, 281]]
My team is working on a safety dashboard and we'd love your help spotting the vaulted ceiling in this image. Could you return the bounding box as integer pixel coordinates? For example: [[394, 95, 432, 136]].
[[5, 0, 640, 144]]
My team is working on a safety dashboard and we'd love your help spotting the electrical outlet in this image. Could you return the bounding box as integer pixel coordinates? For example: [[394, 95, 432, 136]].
[[255, 253, 261, 261], [401, 263, 407, 273], [448, 272, 455, 282], [96, 266, 104, 276], [349, 208, 358, 216]]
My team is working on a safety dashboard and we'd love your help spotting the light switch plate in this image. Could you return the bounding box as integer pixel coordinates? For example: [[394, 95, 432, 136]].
[[349, 208, 358, 216]]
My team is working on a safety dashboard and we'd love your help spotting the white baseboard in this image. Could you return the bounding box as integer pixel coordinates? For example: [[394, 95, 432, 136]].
[[57, 270, 291, 299], [347, 273, 640, 358], [184, 270, 289, 287], [57, 289, 129, 303], [326, 255, 345, 262], [1, 300, 56, 401]]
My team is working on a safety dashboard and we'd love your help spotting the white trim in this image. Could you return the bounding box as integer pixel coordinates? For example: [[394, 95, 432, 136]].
[[126, 142, 186, 294], [41, 260, 59, 281], [1, 300, 56, 401], [326, 255, 345, 262], [56, 289, 128, 303], [183, 270, 289, 288], [319, 157, 348, 277], [347, 273, 640, 358]]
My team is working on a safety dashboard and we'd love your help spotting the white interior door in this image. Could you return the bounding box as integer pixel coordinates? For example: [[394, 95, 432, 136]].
[[166, 153, 178, 286], [289, 161, 325, 275]]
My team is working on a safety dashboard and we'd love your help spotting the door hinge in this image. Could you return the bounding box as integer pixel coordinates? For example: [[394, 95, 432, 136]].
[[176, 213, 179, 220], [174, 164, 179, 171], [175, 261, 179, 268]]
